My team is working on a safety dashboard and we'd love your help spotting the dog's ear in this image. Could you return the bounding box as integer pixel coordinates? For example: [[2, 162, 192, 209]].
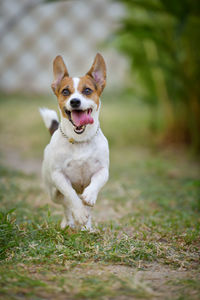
[[86, 53, 106, 93], [51, 55, 69, 94]]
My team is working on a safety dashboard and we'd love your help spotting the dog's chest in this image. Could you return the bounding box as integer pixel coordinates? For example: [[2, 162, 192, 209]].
[[62, 144, 101, 192]]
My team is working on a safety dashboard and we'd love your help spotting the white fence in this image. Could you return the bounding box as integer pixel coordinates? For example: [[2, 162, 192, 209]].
[[0, 0, 128, 93]]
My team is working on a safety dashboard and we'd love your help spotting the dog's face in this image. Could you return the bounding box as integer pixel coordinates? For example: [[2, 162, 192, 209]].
[[51, 54, 106, 134]]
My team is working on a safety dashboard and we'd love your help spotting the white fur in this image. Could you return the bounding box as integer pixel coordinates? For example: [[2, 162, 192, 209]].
[[41, 77, 109, 230], [73, 77, 79, 90], [39, 107, 59, 129]]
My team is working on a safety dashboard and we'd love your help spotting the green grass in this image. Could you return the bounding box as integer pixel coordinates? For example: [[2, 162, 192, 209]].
[[0, 92, 200, 299]]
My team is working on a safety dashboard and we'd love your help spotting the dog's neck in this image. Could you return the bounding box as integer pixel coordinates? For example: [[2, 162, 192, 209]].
[[59, 106, 100, 143]]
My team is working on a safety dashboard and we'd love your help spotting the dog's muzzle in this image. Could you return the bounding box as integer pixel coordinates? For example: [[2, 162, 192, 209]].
[[64, 107, 94, 134]]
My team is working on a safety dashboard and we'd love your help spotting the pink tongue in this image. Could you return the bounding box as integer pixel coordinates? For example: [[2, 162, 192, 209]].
[[71, 110, 94, 127]]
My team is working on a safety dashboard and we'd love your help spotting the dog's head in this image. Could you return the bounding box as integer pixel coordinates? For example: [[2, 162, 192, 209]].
[[51, 53, 106, 135]]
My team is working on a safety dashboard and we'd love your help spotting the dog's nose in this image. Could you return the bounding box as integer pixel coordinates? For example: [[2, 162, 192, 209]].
[[70, 98, 81, 109]]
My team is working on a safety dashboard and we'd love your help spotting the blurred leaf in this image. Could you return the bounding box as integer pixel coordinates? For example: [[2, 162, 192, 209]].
[[113, 0, 200, 151]]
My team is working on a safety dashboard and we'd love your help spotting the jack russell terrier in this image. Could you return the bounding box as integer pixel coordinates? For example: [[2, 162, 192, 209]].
[[40, 53, 109, 230]]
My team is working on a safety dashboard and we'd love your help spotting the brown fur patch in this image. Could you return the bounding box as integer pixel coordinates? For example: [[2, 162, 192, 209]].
[[56, 77, 74, 119], [54, 75, 101, 114], [78, 75, 101, 108], [51, 55, 69, 93]]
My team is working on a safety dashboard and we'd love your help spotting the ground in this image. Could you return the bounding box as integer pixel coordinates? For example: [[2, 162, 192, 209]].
[[0, 93, 199, 300]]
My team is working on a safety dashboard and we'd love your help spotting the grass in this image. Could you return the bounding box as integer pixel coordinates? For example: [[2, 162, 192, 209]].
[[0, 92, 200, 299]]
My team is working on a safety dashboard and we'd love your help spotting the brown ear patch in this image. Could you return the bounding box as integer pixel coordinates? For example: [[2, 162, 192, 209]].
[[51, 55, 69, 94], [86, 53, 106, 94]]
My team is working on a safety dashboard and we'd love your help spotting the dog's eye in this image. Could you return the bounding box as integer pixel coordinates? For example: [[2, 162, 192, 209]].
[[62, 88, 70, 96], [82, 87, 93, 95]]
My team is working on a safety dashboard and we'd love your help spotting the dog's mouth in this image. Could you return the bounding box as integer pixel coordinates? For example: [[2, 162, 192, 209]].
[[64, 108, 94, 134]]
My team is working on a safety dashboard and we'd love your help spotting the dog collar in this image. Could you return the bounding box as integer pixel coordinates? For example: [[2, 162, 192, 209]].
[[59, 125, 100, 144]]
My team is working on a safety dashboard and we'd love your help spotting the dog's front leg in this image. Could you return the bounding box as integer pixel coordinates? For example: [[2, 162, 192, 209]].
[[81, 167, 109, 207], [52, 171, 89, 226]]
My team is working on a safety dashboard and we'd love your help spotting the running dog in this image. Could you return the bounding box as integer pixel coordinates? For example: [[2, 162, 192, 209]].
[[40, 53, 109, 230]]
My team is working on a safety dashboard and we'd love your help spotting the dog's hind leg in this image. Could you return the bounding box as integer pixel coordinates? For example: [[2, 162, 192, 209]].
[[62, 205, 92, 231], [61, 206, 75, 229], [81, 207, 92, 231], [51, 189, 64, 204], [49, 188, 75, 229]]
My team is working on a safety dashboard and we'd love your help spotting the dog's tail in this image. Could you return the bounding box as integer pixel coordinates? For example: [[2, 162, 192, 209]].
[[39, 107, 59, 136]]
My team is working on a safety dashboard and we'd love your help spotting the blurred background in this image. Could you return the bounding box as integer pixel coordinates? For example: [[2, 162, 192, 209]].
[[0, 0, 200, 171], [0, 0, 127, 92], [1, 2, 200, 297]]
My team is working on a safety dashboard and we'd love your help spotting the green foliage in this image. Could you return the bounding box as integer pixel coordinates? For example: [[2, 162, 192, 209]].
[[113, 0, 200, 151]]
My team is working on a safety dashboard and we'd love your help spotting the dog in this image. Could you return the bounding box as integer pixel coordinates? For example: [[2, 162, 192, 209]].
[[40, 53, 109, 230]]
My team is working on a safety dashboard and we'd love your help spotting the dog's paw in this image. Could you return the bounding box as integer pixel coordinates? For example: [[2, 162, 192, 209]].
[[81, 187, 97, 207], [60, 216, 68, 229], [60, 216, 75, 229], [71, 204, 89, 226]]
